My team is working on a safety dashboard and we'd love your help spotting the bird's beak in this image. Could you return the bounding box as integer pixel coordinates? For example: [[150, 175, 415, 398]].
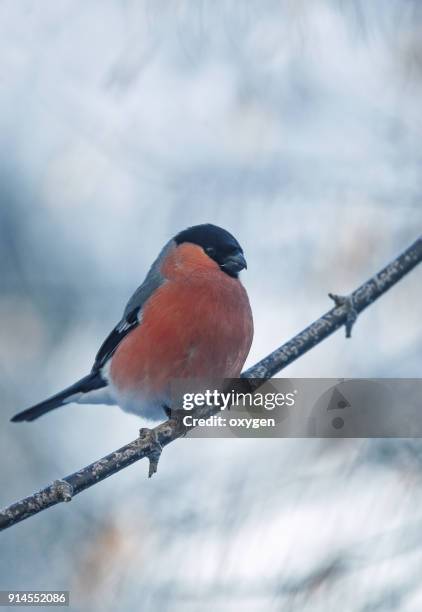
[[223, 251, 247, 274]]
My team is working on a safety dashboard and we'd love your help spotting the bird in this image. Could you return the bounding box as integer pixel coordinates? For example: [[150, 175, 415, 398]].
[[11, 224, 254, 424]]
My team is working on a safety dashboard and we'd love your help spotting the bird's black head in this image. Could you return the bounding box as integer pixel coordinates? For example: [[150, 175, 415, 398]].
[[174, 224, 247, 278]]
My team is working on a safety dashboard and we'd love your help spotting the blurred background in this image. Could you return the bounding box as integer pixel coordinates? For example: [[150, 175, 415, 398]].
[[0, 1, 421, 610]]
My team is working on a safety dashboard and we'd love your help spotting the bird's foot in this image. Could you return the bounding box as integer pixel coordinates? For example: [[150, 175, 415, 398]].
[[163, 405, 188, 437], [138, 428, 163, 478], [328, 293, 358, 338], [168, 409, 189, 437]]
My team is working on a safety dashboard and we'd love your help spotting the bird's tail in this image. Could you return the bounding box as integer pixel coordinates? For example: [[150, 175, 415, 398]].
[[11, 373, 107, 422]]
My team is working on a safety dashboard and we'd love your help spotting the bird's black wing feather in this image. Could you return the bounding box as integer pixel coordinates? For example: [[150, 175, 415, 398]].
[[92, 308, 140, 372]]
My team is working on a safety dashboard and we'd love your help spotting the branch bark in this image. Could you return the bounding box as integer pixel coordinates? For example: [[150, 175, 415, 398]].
[[1, 236, 421, 532]]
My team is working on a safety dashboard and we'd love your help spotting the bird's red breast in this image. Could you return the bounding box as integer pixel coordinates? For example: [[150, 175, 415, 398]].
[[109, 242, 253, 399]]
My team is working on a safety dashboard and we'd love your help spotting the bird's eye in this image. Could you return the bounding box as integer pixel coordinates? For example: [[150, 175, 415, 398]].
[[205, 246, 216, 256]]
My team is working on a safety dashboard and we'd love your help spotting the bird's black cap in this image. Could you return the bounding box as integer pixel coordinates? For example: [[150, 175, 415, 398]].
[[174, 224, 246, 277]]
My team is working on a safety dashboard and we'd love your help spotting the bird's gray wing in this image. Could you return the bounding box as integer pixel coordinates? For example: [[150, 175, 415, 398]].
[[92, 241, 172, 373]]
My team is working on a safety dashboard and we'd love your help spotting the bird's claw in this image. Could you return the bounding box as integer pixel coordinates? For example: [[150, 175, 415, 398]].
[[328, 293, 358, 338], [138, 428, 162, 478], [168, 410, 189, 437]]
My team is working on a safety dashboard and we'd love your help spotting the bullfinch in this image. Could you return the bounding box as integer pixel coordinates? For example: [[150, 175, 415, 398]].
[[11, 224, 253, 423]]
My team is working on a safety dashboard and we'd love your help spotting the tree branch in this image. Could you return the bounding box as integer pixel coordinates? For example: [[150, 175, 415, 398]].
[[1, 236, 421, 532]]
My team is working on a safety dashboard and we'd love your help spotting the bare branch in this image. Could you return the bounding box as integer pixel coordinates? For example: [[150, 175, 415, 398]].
[[1, 236, 421, 532], [242, 236, 421, 379]]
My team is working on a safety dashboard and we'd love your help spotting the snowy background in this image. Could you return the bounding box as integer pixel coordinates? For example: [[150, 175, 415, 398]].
[[0, 1, 421, 610]]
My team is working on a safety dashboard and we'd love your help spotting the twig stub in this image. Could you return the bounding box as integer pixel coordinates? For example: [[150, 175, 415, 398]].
[[138, 428, 163, 478], [328, 293, 358, 338]]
